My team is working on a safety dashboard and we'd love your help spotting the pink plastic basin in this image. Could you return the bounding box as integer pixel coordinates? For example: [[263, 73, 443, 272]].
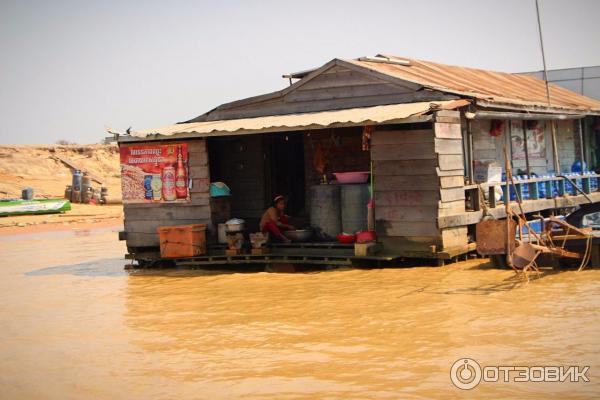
[[333, 171, 370, 184]]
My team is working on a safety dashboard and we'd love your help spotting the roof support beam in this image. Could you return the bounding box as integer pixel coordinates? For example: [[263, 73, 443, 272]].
[[465, 110, 586, 121], [118, 115, 433, 143]]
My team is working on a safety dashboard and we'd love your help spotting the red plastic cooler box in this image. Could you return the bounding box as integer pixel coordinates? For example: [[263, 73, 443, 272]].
[[157, 224, 207, 258]]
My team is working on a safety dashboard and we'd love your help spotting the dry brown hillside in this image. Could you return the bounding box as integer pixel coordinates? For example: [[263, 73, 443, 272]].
[[0, 144, 121, 199]]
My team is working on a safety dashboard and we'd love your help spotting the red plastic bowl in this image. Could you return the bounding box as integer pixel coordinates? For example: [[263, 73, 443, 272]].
[[333, 171, 370, 184], [336, 233, 356, 244], [356, 230, 376, 243]]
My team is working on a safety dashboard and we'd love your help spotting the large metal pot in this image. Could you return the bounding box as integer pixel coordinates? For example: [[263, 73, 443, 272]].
[[283, 229, 313, 242], [225, 218, 245, 232]]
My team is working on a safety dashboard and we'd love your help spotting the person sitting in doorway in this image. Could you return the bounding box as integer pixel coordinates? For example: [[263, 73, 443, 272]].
[[260, 195, 295, 243]]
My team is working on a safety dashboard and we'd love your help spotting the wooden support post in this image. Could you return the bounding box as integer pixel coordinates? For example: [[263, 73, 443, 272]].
[[502, 185, 509, 203], [591, 243, 600, 268], [471, 188, 481, 211], [578, 119, 585, 168], [466, 119, 474, 184], [354, 242, 382, 257], [582, 176, 591, 194], [530, 179, 539, 200], [557, 178, 566, 196], [544, 180, 553, 199], [550, 121, 561, 173], [488, 185, 497, 208], [507, 120, 514, 170], [515, 182, 523, 201], [522, 121, 532, 177]]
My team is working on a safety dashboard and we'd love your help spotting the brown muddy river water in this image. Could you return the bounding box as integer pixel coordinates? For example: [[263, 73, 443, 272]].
[[0, 225, 599, 399]]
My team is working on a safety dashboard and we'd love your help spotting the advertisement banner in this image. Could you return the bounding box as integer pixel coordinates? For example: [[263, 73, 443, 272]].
[[120, 143, 190, 204], [511, 120, 546, 160]]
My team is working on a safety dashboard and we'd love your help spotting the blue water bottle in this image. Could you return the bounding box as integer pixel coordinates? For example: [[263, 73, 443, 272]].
[[571, 160, 586, 173], [520, 175, 529, 200], [550, 172, 559, 197]]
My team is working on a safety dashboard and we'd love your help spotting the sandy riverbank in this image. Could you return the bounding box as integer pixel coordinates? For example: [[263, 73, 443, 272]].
[[0, 144, 124, 234], [0, 144, 121, 199], [0, 203, 123, 235]]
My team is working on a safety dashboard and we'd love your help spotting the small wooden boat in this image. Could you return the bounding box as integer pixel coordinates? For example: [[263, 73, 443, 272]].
[[0, 198, 71, 217]]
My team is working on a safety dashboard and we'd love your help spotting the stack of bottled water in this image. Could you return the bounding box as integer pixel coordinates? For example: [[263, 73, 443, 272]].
[[538, 174, 547, 198], [564, 172, 577, 195], [589, 170, 599, 192]]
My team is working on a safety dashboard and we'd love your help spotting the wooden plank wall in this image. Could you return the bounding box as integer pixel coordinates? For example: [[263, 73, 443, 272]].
[[372, 125, 441, 253], [434, 111, 468, 251], [201, 65, 457, 121], [123, 139, 212, 248], [372, 112, 468, 254]]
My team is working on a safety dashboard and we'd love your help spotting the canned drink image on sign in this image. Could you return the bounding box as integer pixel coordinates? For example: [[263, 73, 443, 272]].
[[143, 175, 153, 200], [151, 174, 162, 201], [162, 166, 176, 201]]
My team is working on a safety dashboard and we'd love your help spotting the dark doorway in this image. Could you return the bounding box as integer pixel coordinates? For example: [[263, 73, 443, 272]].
[[267, 132, 306, 216], [207, 135, 267, 220]]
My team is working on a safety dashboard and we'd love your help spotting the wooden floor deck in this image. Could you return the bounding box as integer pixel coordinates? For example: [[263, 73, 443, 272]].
[[127, 241, 401, 268]]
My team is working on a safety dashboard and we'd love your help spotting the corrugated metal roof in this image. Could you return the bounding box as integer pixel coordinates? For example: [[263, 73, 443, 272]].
[[346, 55, 600, 113], [132, 100, 467, 139]]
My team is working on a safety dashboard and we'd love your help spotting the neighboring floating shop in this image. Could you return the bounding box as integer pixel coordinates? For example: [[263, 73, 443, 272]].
[[116, 54, 600, 267]]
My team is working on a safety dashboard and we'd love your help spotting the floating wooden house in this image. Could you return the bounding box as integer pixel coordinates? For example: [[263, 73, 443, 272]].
[[117, 55, 600, 267]]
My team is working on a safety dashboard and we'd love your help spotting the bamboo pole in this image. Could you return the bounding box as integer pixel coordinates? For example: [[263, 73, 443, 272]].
[[535, 0, 561, 173], [504, 147, 545, 245], [504, 146, 513, 267], [507, 120, 514, 170], [522, 121, 532, 177], [550, 121, 561, 172]]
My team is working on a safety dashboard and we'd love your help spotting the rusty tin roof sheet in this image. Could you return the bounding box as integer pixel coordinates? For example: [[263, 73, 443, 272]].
[[346, 55, 600, 114]]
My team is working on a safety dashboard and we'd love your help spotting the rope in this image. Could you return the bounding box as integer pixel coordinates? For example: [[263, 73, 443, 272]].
[[160, 240, 206, 249], [578, 235, 593, 272], [477, 184, 493, 219]]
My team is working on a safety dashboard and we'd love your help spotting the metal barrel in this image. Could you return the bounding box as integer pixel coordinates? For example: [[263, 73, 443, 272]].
[[21, 187, 33, 201], [82, 187, 93, 204], [81, 173, 92, 186], [82, 173, 92, 196], [309, 185, 341, 238], [64, 185, 72, 200], [341, 184, 369, 233], [71, 189, 81, 203], [72, 170, 82, 192]]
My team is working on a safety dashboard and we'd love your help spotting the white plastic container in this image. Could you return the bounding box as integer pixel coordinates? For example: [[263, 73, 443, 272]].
[[217, 223, 228, 244]]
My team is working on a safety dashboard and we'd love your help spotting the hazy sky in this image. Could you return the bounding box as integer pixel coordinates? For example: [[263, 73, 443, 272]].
[[1, 0, 599, 144]]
